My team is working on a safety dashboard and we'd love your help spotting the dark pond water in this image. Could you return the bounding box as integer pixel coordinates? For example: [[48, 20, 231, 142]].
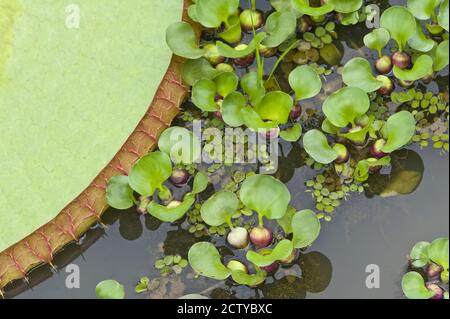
[[5, 0, 449, 299]]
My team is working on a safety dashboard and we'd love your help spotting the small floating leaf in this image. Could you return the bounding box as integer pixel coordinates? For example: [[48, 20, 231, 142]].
[[303, 129, 338, 164], [262, 11, 297, 48], [200, 191, 239, 226], [427, 238, 449, 270], [408, 21, 435, 53], [188, 242, 231, 280], [292, 0, 334, 16], [192, 0, 240, 28], [343, 58, 383, 92], [280, 123, 302, 142], [192, 79, 219, 112], [381, 111, 417, 153], [246, 239, 294, 267], [181, 58, 222, 86], [329, 0, 363, 13], [96, 280, 125, 299], [106, 176, 134, 210], [221, 92, 246, 127], [438, 0, 449, 31], [433, 40, 449, 72], [292, 210, 321, 249], [215, 72, 239, 98], [254, 91, 293, 125], [192, 171, 209, 194], [217, 33, 267, 58], [148, 197, 195, 223], [407, 0, 442, 20], [231, 268, 267, 286], [288, 65, 322, 101], [393, 55, 433, 82], [402, 272, 435, 299], [380, 6, 416, 51], [410, 241, 430, 268], [363, 28, 390, 56], [240, 72, 266, 106], [166, 22, 204, 59]]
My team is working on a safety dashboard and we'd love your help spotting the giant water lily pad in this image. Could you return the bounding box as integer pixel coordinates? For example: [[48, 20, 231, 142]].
[[0, 0, 184, 253]]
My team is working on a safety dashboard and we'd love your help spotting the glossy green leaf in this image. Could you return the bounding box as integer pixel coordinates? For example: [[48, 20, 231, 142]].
[[427, 238, 449, 270], [217, 33, 267, 58], [276, 206, 297, 234], [262, 11, 297, 48], [106, 175, 134, 210], [280, 123, 303, 142], [240, 107, 277, 130], [380, 6, 416, 51], [192, 79, 218, 112], [381, 111, 416, 153], [165, 22, 204, 59], [219, 15, 242, 43], [215, 72, 239, 98], [270, 0, 301, 16], [188, 242, 231, 280], [433, 40, 449, 71], [240, 72, 266, 106], [292, 0, 334, 16], [363, 28, 391, 56], [231, 268, 267, 286], [181, 58, 223, 86], [158, 127, 202, 165], [330, 0, 363, 13], [303, 129, 338, 164], [410, 241, 431, 268], [338, 116, 375, 145], [254, 91, 293, 125], [96, 280, 125, 299], [438, 0, 449, 31], [221, 92, 246, 127], [402, 272, 435, 299], [192, 0, 239, 28], [409, 21, 436, 53], [240, 174, 291, 220], [322, 87, 370, 128], [343, 58, 383, 93], [288, 65, 322, 101], [354, 157, 391, 182], [407, 0, 442, 20], [129, 151, 172, 196], [292, 209, 321, 249], [246, 239, 294, 267], [393, 55, 433, 81], [200, 191, 239, 226], [192, 171, 209, 194], [148, 197, 195, 223]]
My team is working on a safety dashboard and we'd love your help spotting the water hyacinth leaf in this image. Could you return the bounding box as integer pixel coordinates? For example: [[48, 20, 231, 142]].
[[321, 119, 340, 135], [193, 0, 239, 28], [181, 58, 222, 86], [381, 111, 416, 153], [254, 91, 293, 125], [158, 127, 201, 165], [407, 0, 442, 20], [262, 11, 297, 48], [408, 21, 436, 53], [410, 241, 431, 268], [96, 280, 125, 299], [277, 207, 297, 234], [129, 152, 172, 196], [329, 0, 363, 13], [217, 32, 267, 58], [339, 116, 375, 145], [200, 191, 239, 226], [165, 22, 204, 59], [433, 40, 449, 72], [288, 65, 322, 101], [292, 210, 321, 249], [221, 92, 246, 127], [214, 72, 239, 98], [192, 79, 219, 112], [380, 6, 416, 51], [303, 129, 338, 164], [148, 197, 195, 223], [246, 239, 294, 267], [270, 0, 301, 16], [106, 175, 134, 210], [231, 268, 267, 286], [363, 28, 390, 56], [438, 0, 449, 31], [292, 0, 334, 16], [240, 72, 266, 106], [280, 123, 302, 142], [240, 107, 277, 130], [219, 15, 242, 43], [322, 87, 370, 128], [427, 238, 449, 270], [402, 272, 436, 299], [188, 242, 231, 280], [343, 58, 383, 93], [355, 157, 391, 182], [192, 171, 209, 194], [240, 174, 291, 220]]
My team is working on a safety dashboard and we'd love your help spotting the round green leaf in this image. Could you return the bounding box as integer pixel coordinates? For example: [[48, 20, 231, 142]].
[[380, 6, 416, 51], [329, 0, 363, 13], [219, 15, 242, 43], [280, 123, 302, 142], [363, 28, 390, 56], [402, 272, 435, 299], [407, 0, 442, 20], [240, 174, 291, 220], [148, 197, 195, 223], [438, 0, 449, 31], [381, 111, 416, 153], [240, 107, 277, 130], [303, 129, 338, 164], [434, 40, 449, 72], [181, 58, 223, 86], [106, 175, 134, 210], [427, 238, 449, 270], [231, 268, 267, 286], [200, 191, 239, 226], [96, 280, 125, 299], [215, 72, 238, 98], [409, 21, 436, 53], [193, 0, 239, 28], [322, 87, 370, 128], [393, 55, 433, 81], [288, 65, 322, 101], [240, 72, 266, 106], [221, 92, 246, 127], [129, 151, 172, 196], [192, 79, 219, 112], [262, 11, 297, 48], [192, 171, 209, 194], [292, 209, 321, 249], [188, 242, 231, 280], [292, 0, 334, 16], [343, 58, 383, 93], [246, 239, 294, 267], [165, 22, 204, 59], [410, 241, 431, 268], [158, 127, 201, 165], [254, 91, 293, 125]]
